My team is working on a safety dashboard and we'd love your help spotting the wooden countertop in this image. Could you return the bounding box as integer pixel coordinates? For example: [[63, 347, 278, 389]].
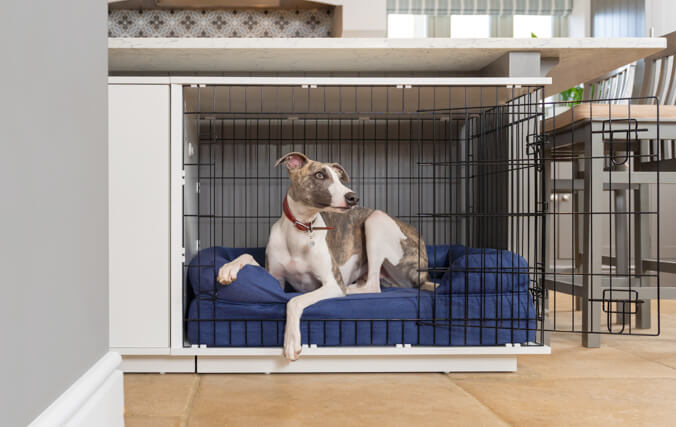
[[109, 37, 666, 95]]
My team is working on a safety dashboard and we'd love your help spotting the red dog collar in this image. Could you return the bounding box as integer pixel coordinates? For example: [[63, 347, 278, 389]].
[[283, 194, 335, 233]]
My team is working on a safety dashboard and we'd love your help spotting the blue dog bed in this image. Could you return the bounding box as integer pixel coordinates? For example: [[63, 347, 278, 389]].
[[186, 245, 536, 347]]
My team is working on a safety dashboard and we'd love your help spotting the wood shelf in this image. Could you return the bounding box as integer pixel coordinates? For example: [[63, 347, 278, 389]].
[[109, 37, 665, 96]]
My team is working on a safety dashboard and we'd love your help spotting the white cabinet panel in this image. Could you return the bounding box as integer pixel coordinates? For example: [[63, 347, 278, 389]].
[[108, 85, 170, 348]]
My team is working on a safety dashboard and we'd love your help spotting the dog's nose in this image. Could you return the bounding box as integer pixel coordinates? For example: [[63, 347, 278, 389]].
[[345, 192, 359, 206]]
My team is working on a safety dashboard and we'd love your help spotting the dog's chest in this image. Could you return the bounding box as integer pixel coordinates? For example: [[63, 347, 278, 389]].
[[267, 221, 333, 292], [268, 215, 367, 291]]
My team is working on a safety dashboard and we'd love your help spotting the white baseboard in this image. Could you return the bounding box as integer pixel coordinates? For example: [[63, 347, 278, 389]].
[[29, 352, 124, 427]]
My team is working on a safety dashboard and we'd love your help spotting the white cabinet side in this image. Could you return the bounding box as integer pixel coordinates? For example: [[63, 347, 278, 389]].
[[108, 84, 170, 348]]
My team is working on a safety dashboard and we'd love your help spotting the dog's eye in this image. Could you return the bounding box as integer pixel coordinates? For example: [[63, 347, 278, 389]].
[[314, 172, 325, 179]]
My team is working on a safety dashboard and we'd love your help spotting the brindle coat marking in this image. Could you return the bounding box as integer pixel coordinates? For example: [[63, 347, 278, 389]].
[[322, 209, 431, 288]]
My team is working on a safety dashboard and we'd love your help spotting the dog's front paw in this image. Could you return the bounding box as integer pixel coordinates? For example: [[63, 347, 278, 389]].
[[217, 262, 242, 285], [217, 254, 259, 285], [283, 329, 302, 361]]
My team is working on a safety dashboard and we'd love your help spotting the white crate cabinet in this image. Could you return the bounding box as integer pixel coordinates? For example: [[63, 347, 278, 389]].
[[108, 77, 551, 373], [108, 84, 180, 370]]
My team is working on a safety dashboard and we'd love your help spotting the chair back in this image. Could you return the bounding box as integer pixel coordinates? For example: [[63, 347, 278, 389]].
[[639, 30, 676, 105], [583, 63, 636, 103], [634, 31, 676, 171]]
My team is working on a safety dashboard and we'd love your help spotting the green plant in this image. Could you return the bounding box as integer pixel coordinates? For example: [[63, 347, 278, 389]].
[[559, 86, 584, 106]]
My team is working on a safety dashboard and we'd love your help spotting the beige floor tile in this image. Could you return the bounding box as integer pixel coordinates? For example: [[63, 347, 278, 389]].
[[122, 303, 676, 425], [187, 374, 507, 427], [547, 290, 578, 312], [549, 294, 676, 329], [604, 328, 676, 369], [522, 334, 676, 378], [453, 377, 676, 427], [539, 300, 676, 370], [125, 373, 199, 417], [125, 416, 182, 427], [544, 299, 676, 338], [661, 299, 676, 315], [450, 333, 676, 381]]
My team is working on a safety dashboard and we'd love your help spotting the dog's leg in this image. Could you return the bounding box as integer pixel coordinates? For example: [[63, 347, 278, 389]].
[[266, 259, 287, 290], [216, 253, 260, 285], [269, 269, 286, 291], [284, 283, 343, 361], [346, 210, 405, 294]]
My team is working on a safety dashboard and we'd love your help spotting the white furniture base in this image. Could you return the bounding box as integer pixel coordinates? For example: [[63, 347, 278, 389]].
[[119, 345, 550, 373], [197, 355, 519, 373], [29, 352, 124, 427]]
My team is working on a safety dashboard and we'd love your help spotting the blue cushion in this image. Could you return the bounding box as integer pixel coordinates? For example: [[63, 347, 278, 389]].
[[184, 245, 536, 347], [186, 245, 530, 298], [187, 290, 535, 347]]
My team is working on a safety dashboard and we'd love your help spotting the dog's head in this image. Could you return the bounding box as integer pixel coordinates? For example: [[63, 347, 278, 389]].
[[274, 152, 358, 211]]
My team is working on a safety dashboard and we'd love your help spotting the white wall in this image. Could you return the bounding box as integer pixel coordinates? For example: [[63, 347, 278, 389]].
[[0, 1, 109, 426], [569, 0, 592, 37], [645, 0, 676, 36], [322, 0, 387, 37]]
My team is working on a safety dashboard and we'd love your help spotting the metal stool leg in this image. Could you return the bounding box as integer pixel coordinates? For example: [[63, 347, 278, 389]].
[[543, 158, 553, 346], [573, 160, 583, 312], [634, 184, 652, 329], [582, 132, 603, 348], [614, 189, 630, 326]]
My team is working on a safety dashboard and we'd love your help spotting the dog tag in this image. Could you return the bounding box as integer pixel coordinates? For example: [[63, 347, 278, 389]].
[[309, 240, 315, 248]]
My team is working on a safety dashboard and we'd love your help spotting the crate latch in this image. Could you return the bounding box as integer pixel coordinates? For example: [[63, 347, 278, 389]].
[[593, 289, 643, 333], [594, 118, 648, 166]]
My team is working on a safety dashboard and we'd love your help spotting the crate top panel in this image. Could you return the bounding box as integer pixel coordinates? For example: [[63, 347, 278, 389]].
[[108, 37, 665, 96]]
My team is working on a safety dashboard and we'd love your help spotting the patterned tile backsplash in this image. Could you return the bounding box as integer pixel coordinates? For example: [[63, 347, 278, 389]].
[[109, 9, 334, 38]]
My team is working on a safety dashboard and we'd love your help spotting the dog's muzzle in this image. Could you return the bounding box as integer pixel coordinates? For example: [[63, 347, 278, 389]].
[[344, 192, 359, 207]]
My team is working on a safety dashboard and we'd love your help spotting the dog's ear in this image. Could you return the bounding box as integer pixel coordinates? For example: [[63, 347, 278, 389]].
[[331, 163, 350, 183], [274, 152, 309, 170]]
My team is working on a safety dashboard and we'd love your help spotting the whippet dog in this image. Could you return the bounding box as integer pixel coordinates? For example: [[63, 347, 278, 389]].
[[217, 152, 436, 361]]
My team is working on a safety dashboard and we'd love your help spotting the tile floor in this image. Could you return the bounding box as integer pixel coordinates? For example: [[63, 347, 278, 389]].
[[124, 300, 676, 426]]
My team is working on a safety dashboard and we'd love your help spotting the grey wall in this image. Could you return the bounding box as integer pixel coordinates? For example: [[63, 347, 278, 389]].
[[591, 0, 645, 37], [0, 1, 108, 426]]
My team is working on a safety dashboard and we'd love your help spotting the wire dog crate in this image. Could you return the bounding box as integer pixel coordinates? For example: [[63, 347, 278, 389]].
[[171, 79, 663, 371], [543, 96, 665, 346]]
